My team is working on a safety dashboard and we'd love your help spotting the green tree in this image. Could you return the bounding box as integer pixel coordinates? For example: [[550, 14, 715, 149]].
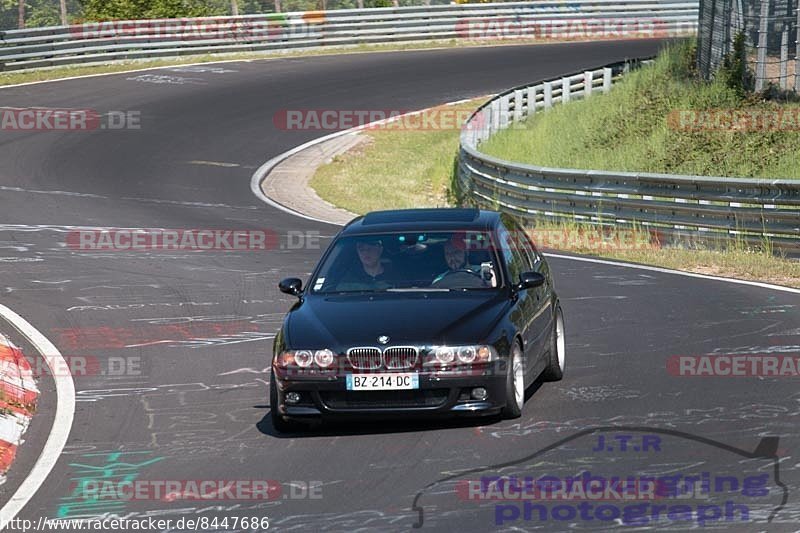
[[78, 0, 231, 20], [0, 0, 19, 30]]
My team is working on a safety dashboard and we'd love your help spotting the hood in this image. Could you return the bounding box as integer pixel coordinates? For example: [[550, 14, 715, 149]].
[[285, 291, 510, 350]]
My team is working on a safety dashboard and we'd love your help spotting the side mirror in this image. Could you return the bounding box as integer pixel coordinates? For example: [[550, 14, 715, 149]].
[[516, 271, 545, 291], [279, 277, 303, 296]]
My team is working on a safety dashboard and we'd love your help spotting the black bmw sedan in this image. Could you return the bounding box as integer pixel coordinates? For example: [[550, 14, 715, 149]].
[[271, 208, 564, 432]]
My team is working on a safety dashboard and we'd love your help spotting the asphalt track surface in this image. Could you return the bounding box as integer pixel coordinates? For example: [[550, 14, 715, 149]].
[[0, 39, 799, 531]]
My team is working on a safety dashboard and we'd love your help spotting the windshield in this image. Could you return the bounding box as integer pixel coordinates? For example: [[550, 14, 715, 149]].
[[310, 231, 501, 293]]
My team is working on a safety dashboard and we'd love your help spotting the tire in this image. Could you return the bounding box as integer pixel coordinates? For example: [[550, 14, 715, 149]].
[[270, 369, 303, 433], [501, 341, 525, 419], [541, 305, 565, 382]]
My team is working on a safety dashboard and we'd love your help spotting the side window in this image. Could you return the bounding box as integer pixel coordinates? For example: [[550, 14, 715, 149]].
[[510, 220, 540, 269], [498, 225, 526, 283], [500, 215, 540, 271]]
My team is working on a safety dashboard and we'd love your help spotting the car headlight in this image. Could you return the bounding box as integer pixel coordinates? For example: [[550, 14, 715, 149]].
[[295, 350, 313, 368], [435, 347, 455, 364], [424, 345, 495, 366], [314, 349, 335, 368], [276, 349, 337, 369], [457, 346, 477, 364]]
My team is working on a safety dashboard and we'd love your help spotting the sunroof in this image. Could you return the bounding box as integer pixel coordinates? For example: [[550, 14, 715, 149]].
[[361, 208, 480, 225]]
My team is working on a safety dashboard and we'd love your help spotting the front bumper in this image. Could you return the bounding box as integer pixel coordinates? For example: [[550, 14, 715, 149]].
[[273, 367, 507, 420]]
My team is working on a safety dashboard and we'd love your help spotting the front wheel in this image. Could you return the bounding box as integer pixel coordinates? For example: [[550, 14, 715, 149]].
[[501, 342, 525, 419], [541, 305, 565, 382]]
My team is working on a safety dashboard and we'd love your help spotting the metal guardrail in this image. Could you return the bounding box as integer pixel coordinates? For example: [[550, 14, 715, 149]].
[[458, 60, 800, 250], [0, 1, 698, 72]]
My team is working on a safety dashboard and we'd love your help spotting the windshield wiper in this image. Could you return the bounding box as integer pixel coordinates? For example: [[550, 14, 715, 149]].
[[316, 289, 389, 295], [386, 287, 451, 292]]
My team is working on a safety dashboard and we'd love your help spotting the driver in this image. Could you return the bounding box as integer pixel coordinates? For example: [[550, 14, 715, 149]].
[[432, 234, 491, 286]]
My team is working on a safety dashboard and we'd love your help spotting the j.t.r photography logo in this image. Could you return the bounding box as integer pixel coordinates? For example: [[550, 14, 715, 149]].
[[411, 427, 786, 529]]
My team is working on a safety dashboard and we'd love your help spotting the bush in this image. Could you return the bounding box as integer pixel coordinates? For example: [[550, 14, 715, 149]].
[[717, 32, 749, 96]]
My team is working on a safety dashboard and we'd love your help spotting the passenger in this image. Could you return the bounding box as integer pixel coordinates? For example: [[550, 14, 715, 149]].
[[336, 237, 394, 290]]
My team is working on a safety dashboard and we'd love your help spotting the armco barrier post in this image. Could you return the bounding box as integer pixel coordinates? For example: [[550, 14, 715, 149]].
[[513, 89, 523, 121], [544, 81, 553, 109], [603, 68, 612, 92], [499, 96, 509, 129], [562, 78, 570, 103], [584, 71, 593, 97], [526, 85, 538, 114]]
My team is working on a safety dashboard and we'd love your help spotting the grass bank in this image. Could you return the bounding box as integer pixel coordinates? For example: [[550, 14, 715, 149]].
[[310, 100, 484, 214], [481, 40, 800, 179]]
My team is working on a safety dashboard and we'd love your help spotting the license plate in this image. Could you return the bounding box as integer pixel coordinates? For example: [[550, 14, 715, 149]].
[[346, 373, 419, 390]]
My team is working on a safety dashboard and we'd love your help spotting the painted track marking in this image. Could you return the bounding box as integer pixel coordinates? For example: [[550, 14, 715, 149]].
[[0, 305, 75, 531]]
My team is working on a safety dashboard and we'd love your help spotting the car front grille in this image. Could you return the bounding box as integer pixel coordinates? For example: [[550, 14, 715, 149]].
[[383, 346, 418, 369], [320, 390, 449, 409], [347, 347, 382, 370]]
